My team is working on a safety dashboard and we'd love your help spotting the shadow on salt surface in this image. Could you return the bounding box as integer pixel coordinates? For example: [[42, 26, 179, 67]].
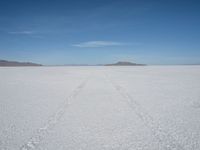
[[191, 101, 200, 109]]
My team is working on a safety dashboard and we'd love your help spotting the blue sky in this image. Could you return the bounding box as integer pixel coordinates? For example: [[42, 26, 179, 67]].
[[0, 0, 200, 65]]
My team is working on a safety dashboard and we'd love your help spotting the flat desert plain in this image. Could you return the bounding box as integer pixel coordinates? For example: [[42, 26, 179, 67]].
[[0, 66, 200, 150]]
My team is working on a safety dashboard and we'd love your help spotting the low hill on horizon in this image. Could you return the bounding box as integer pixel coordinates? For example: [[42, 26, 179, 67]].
[[0, 60, 42, 66], [105, 61, 146, 66]]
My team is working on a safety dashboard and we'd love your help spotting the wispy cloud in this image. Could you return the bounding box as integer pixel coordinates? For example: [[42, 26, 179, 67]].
[[8, 30, 44, 38], [8, 31, 34, 35], [72, 41, 125, 48]]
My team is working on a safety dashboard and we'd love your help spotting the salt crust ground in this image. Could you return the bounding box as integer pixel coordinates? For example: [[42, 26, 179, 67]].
[[0, 66, 200, 150]]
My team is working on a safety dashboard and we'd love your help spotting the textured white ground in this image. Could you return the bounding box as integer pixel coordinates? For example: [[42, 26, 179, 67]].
[[0, 66, 200, 150]]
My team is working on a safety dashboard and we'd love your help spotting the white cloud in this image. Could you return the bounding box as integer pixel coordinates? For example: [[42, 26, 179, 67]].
[[8, 31, 34, 35], [72, 41, 124, 48]]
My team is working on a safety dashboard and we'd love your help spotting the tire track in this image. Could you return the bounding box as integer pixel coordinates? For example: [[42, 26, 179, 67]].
[[20, 76, 90, 150], [104, 72, 185, 150]]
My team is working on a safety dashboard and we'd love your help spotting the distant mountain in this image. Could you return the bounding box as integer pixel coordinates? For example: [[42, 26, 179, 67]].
[[0, 60, 42, 66], [105, 61, 146, 66]]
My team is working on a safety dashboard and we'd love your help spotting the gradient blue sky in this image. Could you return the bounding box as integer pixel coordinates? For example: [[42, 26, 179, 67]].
[[0, 0, 200, 65]]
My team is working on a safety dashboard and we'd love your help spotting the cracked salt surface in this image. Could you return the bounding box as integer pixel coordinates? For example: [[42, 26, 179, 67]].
[[0, 66, 200, 150]]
